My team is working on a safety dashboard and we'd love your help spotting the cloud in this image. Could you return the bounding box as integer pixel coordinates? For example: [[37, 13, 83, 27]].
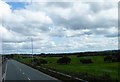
[[46, 2, 73, 8], [89, 2, 116, 13], [0, 0, 11, 18], [3, 9, 53, 35], [55, 2, 117, 30], [0, 1, 118, 54]]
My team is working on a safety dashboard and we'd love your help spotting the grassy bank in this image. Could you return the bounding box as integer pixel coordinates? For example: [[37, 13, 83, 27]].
[[18, 56, 119, 81]]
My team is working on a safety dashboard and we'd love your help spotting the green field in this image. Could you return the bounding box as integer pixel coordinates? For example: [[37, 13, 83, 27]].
[[19, 56, 119, 80]]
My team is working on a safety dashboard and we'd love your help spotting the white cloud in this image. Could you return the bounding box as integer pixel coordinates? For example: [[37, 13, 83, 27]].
[[0, 1, 118, 54], [96, 7, 117, 20], [0, 0, 11, 18], [14, 10, 52, 24]]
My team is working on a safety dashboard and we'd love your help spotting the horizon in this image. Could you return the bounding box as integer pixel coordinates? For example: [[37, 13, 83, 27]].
[[1, 49, 119, 55]]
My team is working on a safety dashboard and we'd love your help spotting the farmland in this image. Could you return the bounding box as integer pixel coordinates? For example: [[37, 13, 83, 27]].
[[18, 55, 119, 81], [4, 50, 119, 81]]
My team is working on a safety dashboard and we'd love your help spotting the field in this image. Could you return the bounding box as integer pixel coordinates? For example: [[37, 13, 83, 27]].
[[19, 55, 119, 81]]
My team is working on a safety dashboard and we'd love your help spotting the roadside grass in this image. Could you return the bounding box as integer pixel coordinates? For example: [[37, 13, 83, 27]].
[[20, 56, 119, 80]]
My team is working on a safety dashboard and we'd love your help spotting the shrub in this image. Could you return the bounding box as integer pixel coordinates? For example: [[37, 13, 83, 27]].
[[77, 55, 84, 57], [80, 58, 92, 64], [33, 58, 48, 65], [104, 56, 112, 62], [33, 58, 39, 62], [117, 55, 120, 62], [39, 59, 48, 64], [101, 72, 112, 81], [104, 55, 120, 62], [112, 58, 118, 62], [57, 56, 71, 64]]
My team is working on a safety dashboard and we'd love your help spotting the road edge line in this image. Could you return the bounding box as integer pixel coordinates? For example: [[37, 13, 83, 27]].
[[1, 60, 8, 81]]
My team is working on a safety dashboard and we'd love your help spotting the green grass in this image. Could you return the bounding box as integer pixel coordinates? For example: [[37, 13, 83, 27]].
[[20, 56, 119, 80]]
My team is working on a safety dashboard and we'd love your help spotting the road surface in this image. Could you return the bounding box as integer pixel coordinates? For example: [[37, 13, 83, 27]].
[[0, 63, 2, 82], [0, 57, 3, 82], [4, 59, 60, 81]]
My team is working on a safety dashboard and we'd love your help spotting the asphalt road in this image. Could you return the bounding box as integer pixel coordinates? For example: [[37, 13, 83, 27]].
[[0, 57, 2, 81], [5, 60, 60, 81], [0, 63, 2, 82]]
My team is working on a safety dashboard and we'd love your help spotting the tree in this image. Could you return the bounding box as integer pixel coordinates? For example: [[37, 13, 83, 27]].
[[57, 56, 71, 64]]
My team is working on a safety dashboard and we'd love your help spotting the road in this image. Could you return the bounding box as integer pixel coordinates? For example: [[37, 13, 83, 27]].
[[0, 63, 2, 82], [4, 59, 60, 81], [0, 57, 3, 82]]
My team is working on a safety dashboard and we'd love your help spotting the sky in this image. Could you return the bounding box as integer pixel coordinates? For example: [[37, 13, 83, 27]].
[[0, 0, 119, 54]]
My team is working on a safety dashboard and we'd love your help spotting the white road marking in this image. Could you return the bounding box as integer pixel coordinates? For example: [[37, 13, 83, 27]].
[[28, 77, 30, 80], [1, 73, 5, 81], [1, 60, 8, 81], [4, 60, 8, 80]]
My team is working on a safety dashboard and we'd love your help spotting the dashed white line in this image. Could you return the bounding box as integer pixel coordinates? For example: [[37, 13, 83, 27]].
[[4, 60, 8, 80], [28, 77, 30, 80], [1, 60, 8, 81]]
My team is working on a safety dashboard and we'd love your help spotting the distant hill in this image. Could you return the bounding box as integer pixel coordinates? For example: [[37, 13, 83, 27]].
[[2, 50, 120, 57], [35, 50, 120, 57]]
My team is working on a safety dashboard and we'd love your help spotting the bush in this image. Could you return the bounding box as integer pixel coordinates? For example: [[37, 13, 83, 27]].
[[80, 58, 92, 64], [33, 58, 48, 65], [39, 59, 48, 64], [104, 55, 120, 62], [104, 56, 112, 62], [33, 58, 39, 62], [117, 55, 120, 62], [101, 72, 112, 81], [112, 58, 118, 62], [57, 56, 71, 64]]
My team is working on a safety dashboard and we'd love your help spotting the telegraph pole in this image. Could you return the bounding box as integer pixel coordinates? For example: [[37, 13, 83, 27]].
[[2, 16, 4, 56], [31, 38, 33, 56], [31, 38, 34, 64], [16, 42, 18, 55]]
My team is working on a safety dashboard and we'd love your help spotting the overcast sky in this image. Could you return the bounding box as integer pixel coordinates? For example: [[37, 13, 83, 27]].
[[0, 0, 119, 54]]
